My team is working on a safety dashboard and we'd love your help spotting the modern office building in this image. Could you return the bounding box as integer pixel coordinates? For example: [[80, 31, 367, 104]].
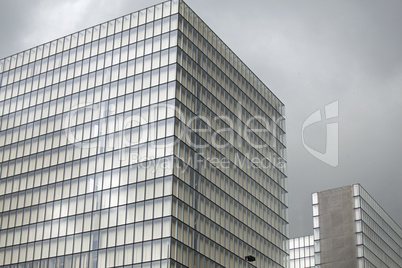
[[0, 0, 288, 267], [290, 184, 402, 268]]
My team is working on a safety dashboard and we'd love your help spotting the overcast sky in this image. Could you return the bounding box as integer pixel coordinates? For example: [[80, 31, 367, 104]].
[[1, 0, 401, 238]]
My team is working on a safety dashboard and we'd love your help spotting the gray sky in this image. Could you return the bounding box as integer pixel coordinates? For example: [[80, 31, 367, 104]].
[[1, 0, 401, 238]]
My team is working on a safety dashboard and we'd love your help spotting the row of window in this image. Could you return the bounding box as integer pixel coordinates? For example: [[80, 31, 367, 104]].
[[175, 109, 287, 207], [175, 83, 286, 176], [289, 246, 314, 260], [312, 196, 321, 265], [0, 132, 175, 180], [174, 138, 286, 219], [1, 144, 288, 264], [359, 206, 400, 253], [1, 196, 281, 267], [173, 146, 286, 228], [1, 178, 284, 266], [171, 216, 283, 268], [0, 82, 176, 149], [0, 235, 171, 267], [0, 104, 174, 169], [289, 235, 314, 250], [2, 153, 174, 208], [0, 171, 173, 217], [356, 186, 402, 247], [0, 152, 173, 201], [177, 28, 286, 135], [0, 255, 170, 268], [1, 200, 173, 249], [289, 257, 315, 268], [1, 99, 175, 154], [175, 162, 285, 237], [170, 239, 224, 268], [176, 44, 286, 148], [175, 116, 287, 204], [172, 187, 287, 260], [0, 49, 178, 119], [0, 129, 172, 179], [178, 2, 284, 115], [0, 215, 286, 267], [360, 212, 402, 265], [1, 238, 267, 268], [0, 20, 179, 91], [0, 0, 179, 72], [171, 164, 287, 252], [1, 99, 176, 163], [1, 106, 177, 181], [1, 46, 176, 115], [169, 237, 285, 268], [360, 235, 401, 268]]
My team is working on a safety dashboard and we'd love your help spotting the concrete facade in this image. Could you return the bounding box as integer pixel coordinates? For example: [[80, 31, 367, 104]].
[[316, 186, 357, 268]]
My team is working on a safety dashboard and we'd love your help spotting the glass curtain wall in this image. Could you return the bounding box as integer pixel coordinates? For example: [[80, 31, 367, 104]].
[[0, 1, 179, 267], [289, 235, 315, 268], [169, 1, 288, 268], [0, 0, 288, 267], [353, 184, 402, 268]]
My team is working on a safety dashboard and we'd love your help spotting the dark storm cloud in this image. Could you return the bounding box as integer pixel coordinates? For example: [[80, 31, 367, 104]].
[[0, 0, 401, 237]]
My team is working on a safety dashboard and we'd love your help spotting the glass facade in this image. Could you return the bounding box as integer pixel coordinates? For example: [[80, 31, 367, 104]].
[[311, 192, 321, 267], [0, 0, 288, 267], [353, 184, 402, 268], [170, 2, 288, 267], [289, 235, 314, 268]]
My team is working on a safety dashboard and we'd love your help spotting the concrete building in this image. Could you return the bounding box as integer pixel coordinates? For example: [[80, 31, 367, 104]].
[[290, 184, 402, 268], [0, 0, 288, 267]]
